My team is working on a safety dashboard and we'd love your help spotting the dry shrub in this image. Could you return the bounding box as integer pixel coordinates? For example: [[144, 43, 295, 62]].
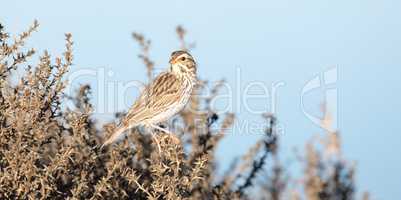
[[0, 21, 368, 200]]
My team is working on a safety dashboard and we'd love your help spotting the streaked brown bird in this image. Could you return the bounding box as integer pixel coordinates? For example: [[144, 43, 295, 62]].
[[103, 50, 197, 146]]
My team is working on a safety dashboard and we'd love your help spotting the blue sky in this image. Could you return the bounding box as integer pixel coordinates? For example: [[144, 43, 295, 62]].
[[2, 0, 401, 199]]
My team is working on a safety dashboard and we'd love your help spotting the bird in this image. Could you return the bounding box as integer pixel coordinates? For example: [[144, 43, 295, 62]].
[[102, 50, 197, 147]]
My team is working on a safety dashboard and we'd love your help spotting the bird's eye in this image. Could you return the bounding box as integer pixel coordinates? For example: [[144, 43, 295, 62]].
[[180, 57, 186, 61]]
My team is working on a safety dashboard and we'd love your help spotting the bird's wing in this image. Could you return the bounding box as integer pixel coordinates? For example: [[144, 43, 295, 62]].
[[123, 72, 181, 125]]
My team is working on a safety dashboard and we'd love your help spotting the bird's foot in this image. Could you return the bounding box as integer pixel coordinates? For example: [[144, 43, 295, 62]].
[[161, 134, 181, 145], [150, 124, 173, 134]]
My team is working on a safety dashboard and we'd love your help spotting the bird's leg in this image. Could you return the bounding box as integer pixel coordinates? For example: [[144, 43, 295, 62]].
[[150, 124, 181, 145], [144, 123, 162, 153], [153, 134, 162, 153], [150, 124, 173, 134]]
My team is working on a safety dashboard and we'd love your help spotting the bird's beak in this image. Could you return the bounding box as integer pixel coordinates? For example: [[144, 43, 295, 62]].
[[169, 58, 176, 65]]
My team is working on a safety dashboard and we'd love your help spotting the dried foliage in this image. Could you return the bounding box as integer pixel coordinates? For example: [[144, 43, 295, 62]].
[[0, 21, 369, 200]]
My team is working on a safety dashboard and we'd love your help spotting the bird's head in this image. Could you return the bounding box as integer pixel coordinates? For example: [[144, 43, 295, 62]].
[[169, 50, 196, 77]]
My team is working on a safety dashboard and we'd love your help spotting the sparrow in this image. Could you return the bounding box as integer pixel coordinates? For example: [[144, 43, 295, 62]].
[[103, 50, 197, 146]]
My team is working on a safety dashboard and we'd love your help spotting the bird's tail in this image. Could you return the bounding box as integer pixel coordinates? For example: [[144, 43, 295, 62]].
[[102, 125, 129, 147]]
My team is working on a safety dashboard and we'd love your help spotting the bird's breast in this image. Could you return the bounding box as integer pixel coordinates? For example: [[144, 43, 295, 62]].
[[148, 79, 194, 124]]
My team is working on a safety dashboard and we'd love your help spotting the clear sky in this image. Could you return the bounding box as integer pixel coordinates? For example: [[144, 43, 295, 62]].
[[2, 0, 401, 199]]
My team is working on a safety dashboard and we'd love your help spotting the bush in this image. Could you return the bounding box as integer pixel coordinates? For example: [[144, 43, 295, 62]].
[[0, 21, 367, 200]]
